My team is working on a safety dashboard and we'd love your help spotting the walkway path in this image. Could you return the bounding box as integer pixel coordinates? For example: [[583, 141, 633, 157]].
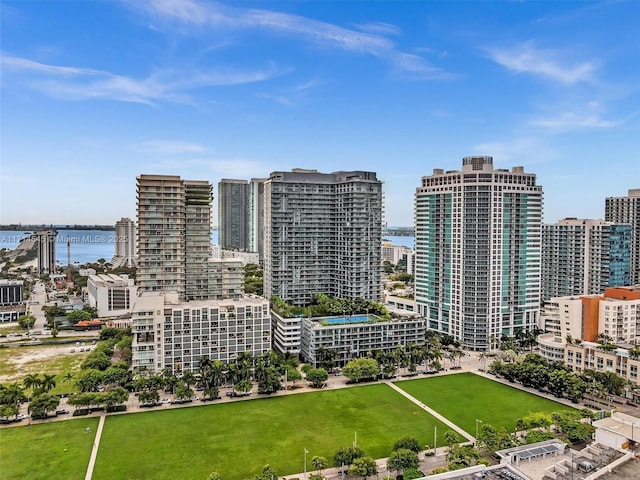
[[85, 413, 106, 480], [385, 381, 475, 443]]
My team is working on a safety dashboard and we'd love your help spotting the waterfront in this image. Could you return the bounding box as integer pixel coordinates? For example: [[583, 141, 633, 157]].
[[1, 230, 410, 265], [0, 230, 221, 265]]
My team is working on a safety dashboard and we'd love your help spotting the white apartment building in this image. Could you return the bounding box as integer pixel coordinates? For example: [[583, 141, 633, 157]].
[[542, 218, 632, 301], [130, 292, 271, 373], [299, 314, 426, 367], [415, 157, 543, 350], [541, 296, 588, 341], [606, 189, 640, 285], [271, 312, 303, 355], [264, 169, 383, 306], [33, 229, 57, 274], [87, 274, 137, 318], [111, 217, 137, 268]]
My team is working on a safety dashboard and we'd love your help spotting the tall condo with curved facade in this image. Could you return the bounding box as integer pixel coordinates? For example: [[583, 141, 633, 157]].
[[415, 156, 543, 350]]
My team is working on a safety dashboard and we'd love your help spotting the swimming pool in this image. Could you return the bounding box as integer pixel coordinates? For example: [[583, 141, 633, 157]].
[[322, 315, 371, 325]]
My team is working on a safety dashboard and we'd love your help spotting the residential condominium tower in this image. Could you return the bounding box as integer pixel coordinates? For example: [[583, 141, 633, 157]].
[[264, 169, 383, 306], [217, 178, 266, 259], [136, 174, 213, 301], [111, 217, 137, 268], [606, 189, 640, 285], [415, 156, 543, 350], [542, 218, 631, 301], [218, 179, 251, 251]]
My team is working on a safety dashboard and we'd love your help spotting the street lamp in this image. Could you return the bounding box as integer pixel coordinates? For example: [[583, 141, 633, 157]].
[[304, 448, 308, 479], [475, 419, 483, 446]]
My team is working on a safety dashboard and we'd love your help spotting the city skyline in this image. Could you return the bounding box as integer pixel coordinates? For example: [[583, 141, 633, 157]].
[[1, 1, 639, 226]]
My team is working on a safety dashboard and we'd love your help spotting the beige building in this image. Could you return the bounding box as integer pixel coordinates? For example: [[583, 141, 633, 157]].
[[130, 292, 271, 373], [565, 341, 640, 386]]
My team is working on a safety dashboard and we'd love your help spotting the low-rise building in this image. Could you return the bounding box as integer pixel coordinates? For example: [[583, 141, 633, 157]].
[[299, 314, 426, 367], [131, 292, 271, 373], [593, 412, 640, 451], [0, 279, 23, 306], [565, 341, 640, 387], [87, 274, 137, 318], [384, 295, 417, 317], [536, 333, 566, 363], [271, 312, 303, 355]]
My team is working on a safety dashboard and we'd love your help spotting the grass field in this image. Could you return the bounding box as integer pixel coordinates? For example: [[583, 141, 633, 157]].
[[0, 343, 89, 394], [395, 372, 576, 435], [0, 417, 99, 480], [93, 384, 448, 480], [0, 373, 580, 480]]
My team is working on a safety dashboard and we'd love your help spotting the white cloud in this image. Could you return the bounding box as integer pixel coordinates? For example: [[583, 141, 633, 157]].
[[485, 42, 598, 84], [352, 21, 402, 37], [1, 54, 286, 104], [130, 140, 207, 155], [473, 137, 555, 165], [530, 112, 618, 131], [134, 0, 453, 80]]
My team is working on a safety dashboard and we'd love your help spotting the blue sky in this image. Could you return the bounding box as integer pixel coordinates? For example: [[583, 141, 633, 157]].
[[1, 0, 638, 227]]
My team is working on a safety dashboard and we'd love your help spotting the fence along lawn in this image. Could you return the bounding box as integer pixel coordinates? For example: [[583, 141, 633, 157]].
[[395, 372, 577, 436]]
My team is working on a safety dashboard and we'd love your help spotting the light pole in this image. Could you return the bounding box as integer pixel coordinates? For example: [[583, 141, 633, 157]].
[[304, 448, 308, 479], [475, 419, 483, 446]]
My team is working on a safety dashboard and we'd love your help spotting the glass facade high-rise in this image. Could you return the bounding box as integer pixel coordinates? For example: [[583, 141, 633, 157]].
[[217, 178, 266, 259], [264, 169, 383, 306], [606, 189, 640, 285], [136, 174, 212, 301], [541, 219, 632, 301], [415, 157, 543, 351], [218, 179, 251, 251]]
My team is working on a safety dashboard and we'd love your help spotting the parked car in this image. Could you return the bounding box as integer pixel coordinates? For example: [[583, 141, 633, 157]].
[[160, 398, 171, 404], [16, 414, 27, 421], [56, 409, 69, 415]]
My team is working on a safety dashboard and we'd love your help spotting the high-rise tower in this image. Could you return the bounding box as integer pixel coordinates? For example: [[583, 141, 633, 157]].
[[606, 189, 640, 285], [136, 175, 212, 300], [218, 179, 251, 252], [542, 218, 631, 301], [112, 217, 137, 268], [415, 157, 543, 350], [33, 229, 57, 274], [264, 169, 383, 306]]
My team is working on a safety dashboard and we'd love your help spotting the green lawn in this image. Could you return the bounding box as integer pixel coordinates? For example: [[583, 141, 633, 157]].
[[94, 384, 448, 480], [395, 372, 576, 435], [0, 417, 99, 480]]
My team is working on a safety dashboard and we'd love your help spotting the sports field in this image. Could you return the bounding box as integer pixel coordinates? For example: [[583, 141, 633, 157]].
[[395, 372, 576, 435]]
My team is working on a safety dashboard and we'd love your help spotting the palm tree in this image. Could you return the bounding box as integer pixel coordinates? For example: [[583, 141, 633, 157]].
[[40, 373, 57, 393], [311, 455, 328, 474], [61, 372, 74, 397], [22, 373, 41, 400]]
